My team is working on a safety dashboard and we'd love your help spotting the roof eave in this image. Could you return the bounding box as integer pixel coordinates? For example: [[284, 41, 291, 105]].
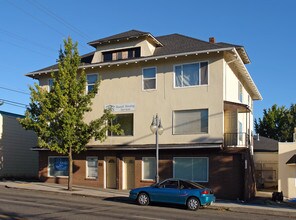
[[231, 48, 262, 100], [88, 33, 163, 48], [26, 47, 235, 78]]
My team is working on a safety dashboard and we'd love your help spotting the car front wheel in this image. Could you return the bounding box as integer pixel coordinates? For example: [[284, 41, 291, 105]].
[[187, 197, 200, 211], [137, 192, 150, 206]]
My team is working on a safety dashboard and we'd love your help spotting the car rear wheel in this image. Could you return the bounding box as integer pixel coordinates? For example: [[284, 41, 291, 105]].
[[187, 197, 200, 211], [137, 192, 150, 206]]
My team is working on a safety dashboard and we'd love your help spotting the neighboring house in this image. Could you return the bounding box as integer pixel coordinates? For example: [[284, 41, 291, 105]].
[[253, 135, 278, 189], [26, 30, 262, 200], [278, 140, 296, 199], [0, 111, 38, 179]]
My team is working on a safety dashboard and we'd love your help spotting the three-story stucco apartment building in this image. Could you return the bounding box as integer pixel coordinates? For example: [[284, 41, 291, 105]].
[[27, 30, 262, 200]]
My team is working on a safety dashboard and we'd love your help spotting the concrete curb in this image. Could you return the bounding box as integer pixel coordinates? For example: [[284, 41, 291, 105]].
[[1, 181, 296, 217]]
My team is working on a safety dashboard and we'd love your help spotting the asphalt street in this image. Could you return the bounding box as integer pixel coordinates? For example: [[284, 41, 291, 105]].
[[0, 186, 294, 220]]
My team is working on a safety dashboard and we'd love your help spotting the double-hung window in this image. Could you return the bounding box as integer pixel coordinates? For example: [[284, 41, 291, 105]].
[[174, 157, 208, 182], [86, 74, 98, 93], [142, 67, 156, 90], [173, 109, 208, 134], [86, 157, 98, 179], [238, 82, 243, 103], [48, 79, 54, 92], [175, 62, 208, 88], [48, 156, 69, 177], [108, 113, 134, 136], [239, 121, 243, 142], [142, 157, 156, 180]]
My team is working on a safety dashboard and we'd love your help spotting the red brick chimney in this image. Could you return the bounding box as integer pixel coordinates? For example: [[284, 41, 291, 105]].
[[209, 37, 216, 44]]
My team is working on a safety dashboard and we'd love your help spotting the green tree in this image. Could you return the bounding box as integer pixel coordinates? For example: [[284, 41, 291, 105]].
[[288, 104, 296, 139], [19, 37, 120, 190], [255, 104, 295, 142]]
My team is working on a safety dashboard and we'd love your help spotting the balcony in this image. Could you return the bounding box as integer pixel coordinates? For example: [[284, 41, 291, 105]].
[[224, 133, 250, 147]]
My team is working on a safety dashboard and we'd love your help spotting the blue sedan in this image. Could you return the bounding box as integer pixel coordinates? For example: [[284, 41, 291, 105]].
[[129, 178, 215, 211]]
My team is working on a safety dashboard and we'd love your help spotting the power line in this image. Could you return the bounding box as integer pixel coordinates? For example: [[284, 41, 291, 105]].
[[0, 27, 56, 52], [0, 38, 53, 58], [7, 0, 66, 38], [0, 99, 28, 109], [0, 86, 30, 95], [27, 0, 91, 41]]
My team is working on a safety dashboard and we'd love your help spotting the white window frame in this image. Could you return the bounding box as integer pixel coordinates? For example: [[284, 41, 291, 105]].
[[48, 78, 53, 92], [48, 156, 69, 178], [141, 157, 156, 181], [239, 121, 243, 142], [86, 156, 98, 179], [86, 73, 98, 93], [173, 157, 209, 182], [173, 109, 209, 135], [142, 67, 157, 91], [173, 61, 209, 88], [238, 82, 243, 103]]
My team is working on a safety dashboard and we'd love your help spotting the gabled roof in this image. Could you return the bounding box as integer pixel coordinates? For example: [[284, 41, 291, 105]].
[[216, 42, 250, 64], [88, 29, 163, 47], [253, 136, 278, 152], [286, 154, 296, 165]]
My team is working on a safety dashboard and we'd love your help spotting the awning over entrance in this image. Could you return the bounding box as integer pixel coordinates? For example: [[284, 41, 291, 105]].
[[224, 101, 250, 113]]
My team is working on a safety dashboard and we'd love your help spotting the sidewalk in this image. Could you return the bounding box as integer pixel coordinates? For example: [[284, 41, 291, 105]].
[[0, 180, 296, 217]]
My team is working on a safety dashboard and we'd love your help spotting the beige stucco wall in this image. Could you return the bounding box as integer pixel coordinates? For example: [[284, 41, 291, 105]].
[[224, 60, 252, 107], [254, 152, 278, 163], [0, 113, 38, 178], [223, 60, 254, 145], [278, 142, 296, 198], [84, 53, 224, 146], [37, 46, 257, 148]]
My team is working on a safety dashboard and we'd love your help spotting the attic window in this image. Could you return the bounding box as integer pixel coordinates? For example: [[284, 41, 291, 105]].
[[103, 47, 140, 62]]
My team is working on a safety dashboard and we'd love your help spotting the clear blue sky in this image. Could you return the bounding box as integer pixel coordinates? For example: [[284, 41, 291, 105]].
[[0, 0, 295, 120]]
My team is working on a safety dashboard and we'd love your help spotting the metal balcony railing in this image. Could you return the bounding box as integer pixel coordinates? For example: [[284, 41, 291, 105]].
[[224, 133, 250, 147]]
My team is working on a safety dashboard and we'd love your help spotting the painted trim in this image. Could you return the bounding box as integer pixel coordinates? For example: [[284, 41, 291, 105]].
[[173, 60, 209, 89], [142, 66, 157, 91], [86, 73, 99, 94], [86, 156, 98, 179], [26, 47, 234, 76]]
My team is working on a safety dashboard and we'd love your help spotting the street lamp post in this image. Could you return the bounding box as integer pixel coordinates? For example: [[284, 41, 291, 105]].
[[150, 114, 164, 183]]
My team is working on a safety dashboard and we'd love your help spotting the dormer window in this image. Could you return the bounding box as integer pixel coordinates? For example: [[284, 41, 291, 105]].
[[103, 47, 140, 62]]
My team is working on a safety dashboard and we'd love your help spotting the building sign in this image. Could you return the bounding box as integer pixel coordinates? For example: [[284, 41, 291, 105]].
[[105, 103, 135, 112]]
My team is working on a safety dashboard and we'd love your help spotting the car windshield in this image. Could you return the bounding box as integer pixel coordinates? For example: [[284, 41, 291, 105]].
[[150, 182, 159, 187]]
